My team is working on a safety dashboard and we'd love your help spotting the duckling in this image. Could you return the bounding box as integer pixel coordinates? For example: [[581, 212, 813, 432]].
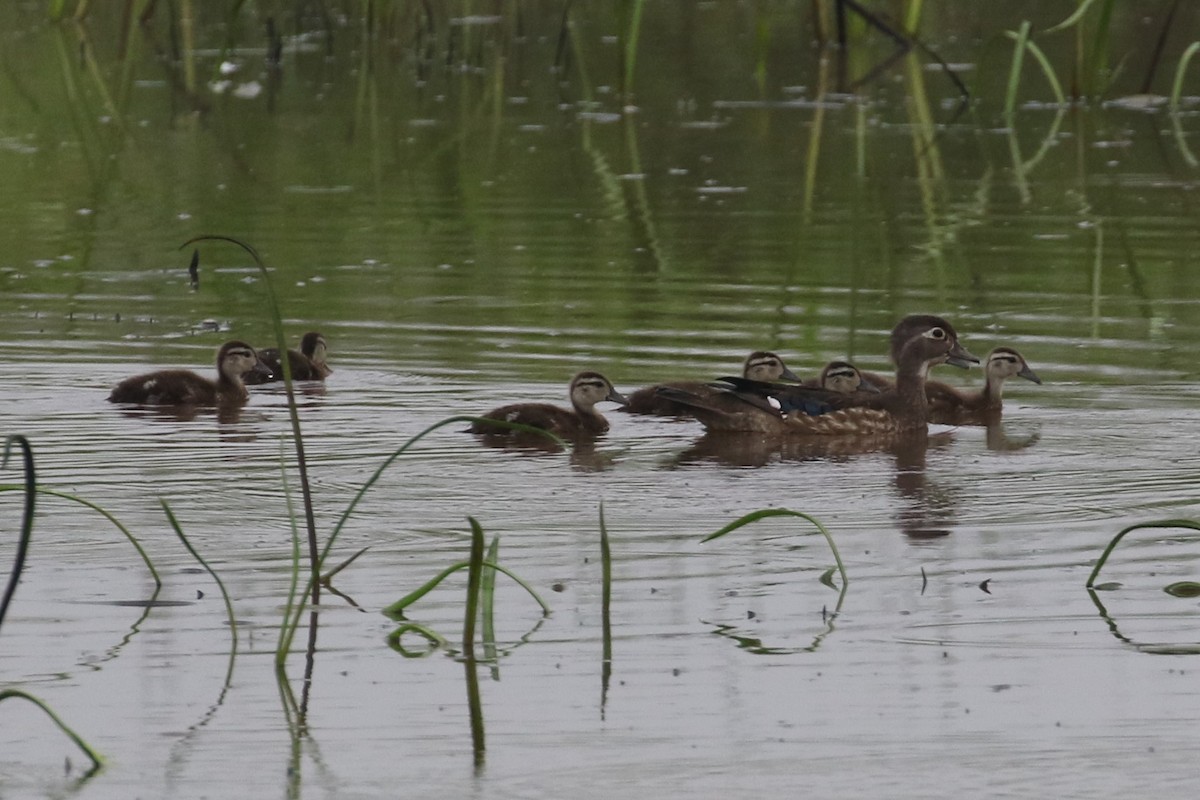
[[926, 347, 1041, 423], [108, 340, 272, 406], [244, 331, 332, 384], [803, 360, 881, 394], [623, 351, 800, 416], [470, 371, 629, 438], [657, 315, 978, 435]]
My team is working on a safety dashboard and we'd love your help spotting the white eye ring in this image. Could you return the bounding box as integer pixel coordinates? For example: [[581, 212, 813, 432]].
[[925, 327, 946, 340]]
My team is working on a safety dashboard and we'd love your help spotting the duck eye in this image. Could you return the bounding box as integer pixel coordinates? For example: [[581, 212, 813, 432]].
[[926, 327, 946, 340]]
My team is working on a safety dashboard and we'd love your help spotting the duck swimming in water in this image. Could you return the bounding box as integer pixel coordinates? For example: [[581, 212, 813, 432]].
[[244, 331, 332, 384], [108, 340, 272, 406], [623, 351, 800, 416], [657, 315, 978, 435], [470, 371, 629, 438]]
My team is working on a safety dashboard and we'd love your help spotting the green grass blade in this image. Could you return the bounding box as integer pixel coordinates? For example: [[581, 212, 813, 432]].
[[1044, 0, 1099, 35], [0, 689, 104, 772], [481, 536, 500, 661], [160, 500, 238, 657], [1170, 41, 1200, 110], [702, 508, 848, 590], [600, 502, 612, 665], [1086, 519, 1200, 588], [1004, 21, 1032, 115], [1010, 33, 1066, 104], [0, 486, 161, 589], [382, 562, 471, 617], [386, 622, 448, 655], [275, 450, 302, 665], [462, 517, 486, 659]]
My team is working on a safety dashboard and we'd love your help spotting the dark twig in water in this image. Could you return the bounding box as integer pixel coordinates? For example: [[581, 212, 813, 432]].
[[0, 435, 35, 632]]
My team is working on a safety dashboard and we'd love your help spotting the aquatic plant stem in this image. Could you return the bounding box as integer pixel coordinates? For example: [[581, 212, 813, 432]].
[[1086, 519, 1200, 588], [0, 486, 161, 589], [161, 500, 238, 658], [1170, 41, 1200, 110], [0, 436, 35, 631], [1004, 21, 1032, 116], [702, 508, 849, 590], [181, 235, 320, 609], [0, 689, 104, 772], [462, 517, 485, 660]]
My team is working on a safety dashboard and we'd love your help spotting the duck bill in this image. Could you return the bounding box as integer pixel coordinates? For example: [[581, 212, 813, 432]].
[[857, 377, 883, 393], [1018, 364, 1042, 384], [607, 388, 630, 406], [945, 342, 980, 370], [252, 360, 274, 379], [778, 365, 802, 382]]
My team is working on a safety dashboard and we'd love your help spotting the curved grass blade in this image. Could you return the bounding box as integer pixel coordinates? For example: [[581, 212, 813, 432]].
[[386, 622, 448, 656], [1170, 41, 1200, 110], [1044, 0, 1100, 35], [0, 689, 104, 773], [702, 508, 848, 590], [1004, 26, 1065, 110], [180, 235, 320, 604], [0, 486, 161, 589], [161, 500, 238, 661], [279, 416, 561, 655], [381, 559, 550, 619], [1004, 21, 1032, 116], [1086, 519, 1200, 588], [1, 435, 35, 631]]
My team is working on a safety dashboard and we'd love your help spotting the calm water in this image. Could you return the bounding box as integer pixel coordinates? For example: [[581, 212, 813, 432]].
[[3, 4, 1200, 798]]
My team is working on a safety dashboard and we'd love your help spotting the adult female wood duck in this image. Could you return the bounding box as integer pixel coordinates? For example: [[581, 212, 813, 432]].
[[244, 331, 332, 384], [470, 371, 629, 438], [623, 351, 800, 416], [657, 315, 978, 435], [108, 340, 272, 406], [926, 347, 1041, 424], [803, 361, 880, 394]]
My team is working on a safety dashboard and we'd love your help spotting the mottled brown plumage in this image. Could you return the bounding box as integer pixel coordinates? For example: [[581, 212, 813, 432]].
[[108, 340, 271, 406], [470, 371, 629, 438], [623, 351, 800, 416], [244, 331, 332, 384], [657, 315, 978, 435]]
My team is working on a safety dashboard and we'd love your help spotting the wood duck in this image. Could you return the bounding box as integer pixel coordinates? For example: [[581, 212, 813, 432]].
[[108, 340, 272, 406], [656, 315, 978, 435], [803, 361, 880, 393], [470, 371, 629, 438], [623, 351, 800, 416], [244, 331, 332, 384], [926, 347, 1041, 424]]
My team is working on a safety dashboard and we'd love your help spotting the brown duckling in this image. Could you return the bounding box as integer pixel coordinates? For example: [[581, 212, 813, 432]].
[[803, 360, 881, 394], [657, 315, 978, 435], [926, 346, 1041, 423], [470, 371, 629, 438], [108, 340, 271, 406], [244, 331, 332, 384], [623, 351, 800, 416]]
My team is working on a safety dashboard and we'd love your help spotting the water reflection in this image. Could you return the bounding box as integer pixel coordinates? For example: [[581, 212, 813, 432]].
[[892, 431, 957, 540], [471, 433, 622, 472]]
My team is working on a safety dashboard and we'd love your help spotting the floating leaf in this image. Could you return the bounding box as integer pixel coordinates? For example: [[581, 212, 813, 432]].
[[1163, 581, 1200, 598], [1091, 582, 1122, 591]]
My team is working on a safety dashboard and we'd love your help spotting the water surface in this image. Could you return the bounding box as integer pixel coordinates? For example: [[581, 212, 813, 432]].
[[3, 4, 1200, 798]]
